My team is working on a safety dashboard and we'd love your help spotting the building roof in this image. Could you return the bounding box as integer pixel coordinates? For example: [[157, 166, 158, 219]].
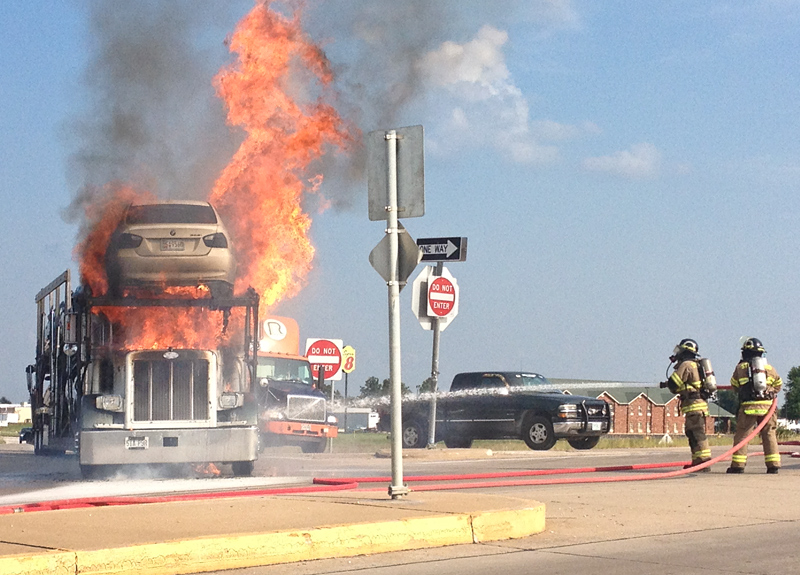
[[551, 379, 735, 418]]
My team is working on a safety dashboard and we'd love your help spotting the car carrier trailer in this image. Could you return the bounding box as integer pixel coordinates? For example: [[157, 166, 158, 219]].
[[26, 270, 261, 478]]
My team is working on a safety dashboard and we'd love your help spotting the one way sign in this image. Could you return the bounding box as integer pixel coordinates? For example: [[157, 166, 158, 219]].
[[417, 237, 468, 262]]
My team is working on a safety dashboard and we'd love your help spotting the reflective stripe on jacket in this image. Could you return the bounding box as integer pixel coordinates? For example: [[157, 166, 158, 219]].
[[668, 360, 708, 415]]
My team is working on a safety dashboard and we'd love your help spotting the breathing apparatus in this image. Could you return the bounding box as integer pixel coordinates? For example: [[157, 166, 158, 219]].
[[740, 337, 768, 397], [662, 338, 716, 396]]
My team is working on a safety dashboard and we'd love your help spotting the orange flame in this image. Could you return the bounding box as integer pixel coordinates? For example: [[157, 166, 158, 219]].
[[211, 0, 353, 309], [75, 0, 352, 351]]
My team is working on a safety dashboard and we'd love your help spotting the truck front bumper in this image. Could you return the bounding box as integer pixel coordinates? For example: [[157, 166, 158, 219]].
[[262, 420, 338, 440], [553, 420, 610, 436], [79, 426, 258, 465]]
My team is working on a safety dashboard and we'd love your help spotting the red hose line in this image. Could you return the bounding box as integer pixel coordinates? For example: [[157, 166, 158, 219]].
[[0, 481, 357, 516], [318, 400, 785, 490], [3, 401, 789, 512]]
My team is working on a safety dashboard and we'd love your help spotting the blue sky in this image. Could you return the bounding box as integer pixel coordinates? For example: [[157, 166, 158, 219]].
[[2, 1, 799, 403]]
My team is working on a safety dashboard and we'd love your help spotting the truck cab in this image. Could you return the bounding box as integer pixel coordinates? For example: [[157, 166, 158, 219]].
[[255, 317, 337, 453]]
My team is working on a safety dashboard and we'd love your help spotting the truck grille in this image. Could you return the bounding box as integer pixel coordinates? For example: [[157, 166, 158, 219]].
[[286, 395, 325, 422], [133, 357, 209, 422]]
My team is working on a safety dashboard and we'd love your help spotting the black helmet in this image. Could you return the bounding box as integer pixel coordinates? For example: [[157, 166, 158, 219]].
[[672, 338, 698, 360], [741, 337, 765, 357]]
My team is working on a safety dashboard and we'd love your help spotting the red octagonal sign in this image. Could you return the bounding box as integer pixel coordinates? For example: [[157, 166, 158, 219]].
[[305, 338, 343, 380], [428, 276, 456, 317]]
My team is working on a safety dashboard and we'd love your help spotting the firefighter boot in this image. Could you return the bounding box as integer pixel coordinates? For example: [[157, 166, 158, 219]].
[[766, 467, 779, 474], [726, 467, 744, 474]]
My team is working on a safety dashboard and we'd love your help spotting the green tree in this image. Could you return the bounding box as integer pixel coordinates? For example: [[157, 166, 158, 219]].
[[780, 366, 800, 420], [0, 396, 11, 404], [359, 376, 383, 399], [383, 378, 412, 397], [358, 376, 412, 398], [418, 377, 437, 394], [715, 389, 738, 416]]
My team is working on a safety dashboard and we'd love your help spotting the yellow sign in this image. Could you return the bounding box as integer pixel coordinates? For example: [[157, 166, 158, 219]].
[[342, 345, 356, 373]]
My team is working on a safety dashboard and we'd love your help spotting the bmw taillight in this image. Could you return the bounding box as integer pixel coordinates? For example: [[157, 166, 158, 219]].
[[117, 233, 142, 249], [203, 233, 228, 248]]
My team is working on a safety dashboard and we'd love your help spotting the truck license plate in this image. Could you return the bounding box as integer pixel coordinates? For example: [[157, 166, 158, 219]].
[[161, 239, 185, 251], [590, 422, 602, 431], [125, 436, 149, 450], [301, 424, 311, 431]]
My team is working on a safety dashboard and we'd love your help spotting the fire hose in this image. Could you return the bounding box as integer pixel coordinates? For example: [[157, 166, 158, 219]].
[[1, 400, 793, 514]]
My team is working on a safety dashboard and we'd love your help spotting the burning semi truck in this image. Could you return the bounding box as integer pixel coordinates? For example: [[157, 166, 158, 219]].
[[26, 270, 261, 478], [255, 316, 338, 453]]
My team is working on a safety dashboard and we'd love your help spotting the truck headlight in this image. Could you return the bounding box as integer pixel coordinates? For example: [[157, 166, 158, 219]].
[[95, 395, 124, 412], [557, 404, 579, 419], [219, 392, 244, 409]]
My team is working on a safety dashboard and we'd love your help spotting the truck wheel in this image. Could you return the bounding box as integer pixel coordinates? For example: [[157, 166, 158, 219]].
[[444, 437, 473, 449], [301, 439, 328, 454], [401, 420, 426, 449], [522, 415, 556, 451], [567, 436, 600, 450], [231, 461, 255, 476]]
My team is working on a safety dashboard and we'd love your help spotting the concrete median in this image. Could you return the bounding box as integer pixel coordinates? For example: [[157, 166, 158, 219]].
[[0, 491, 545, 575]]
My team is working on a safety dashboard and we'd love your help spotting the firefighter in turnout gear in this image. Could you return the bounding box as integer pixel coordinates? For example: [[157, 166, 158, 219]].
[[727, 337, 783, 474], [661, 338, 712, 471]]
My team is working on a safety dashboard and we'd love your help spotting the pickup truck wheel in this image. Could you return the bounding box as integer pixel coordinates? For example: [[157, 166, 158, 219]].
[[231, 461, 255, 476], [444, 437, 473, 449], [301, 439, 328, 454], [522, 415, 556, 450], [567, 436, 600, 450], [401, 420, 426, 449]]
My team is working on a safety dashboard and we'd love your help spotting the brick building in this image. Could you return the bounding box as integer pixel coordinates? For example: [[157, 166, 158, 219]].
[[554, 381, 734, 436]]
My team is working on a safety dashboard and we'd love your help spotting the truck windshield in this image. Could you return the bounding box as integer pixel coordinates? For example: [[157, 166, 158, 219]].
[[517, 374, 552, 387], [256, 357, 313, 385]]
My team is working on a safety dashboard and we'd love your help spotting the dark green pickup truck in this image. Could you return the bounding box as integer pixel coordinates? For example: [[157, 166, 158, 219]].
[[378, 371, 611, 450]]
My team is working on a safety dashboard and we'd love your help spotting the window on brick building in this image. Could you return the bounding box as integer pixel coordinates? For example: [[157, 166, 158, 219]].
[[637, 421, 642, 433], [674, 423, 678, 433], [638, 405, 642, 416]]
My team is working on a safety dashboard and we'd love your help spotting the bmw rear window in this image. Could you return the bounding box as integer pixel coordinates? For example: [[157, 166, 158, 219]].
[[126, 204, 217, 224]]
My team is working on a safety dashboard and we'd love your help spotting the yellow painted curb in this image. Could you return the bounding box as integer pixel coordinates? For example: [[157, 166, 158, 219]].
[[472, 505, 546, 542], [0, 551, 76, 575], [0, 505, 546, 575]]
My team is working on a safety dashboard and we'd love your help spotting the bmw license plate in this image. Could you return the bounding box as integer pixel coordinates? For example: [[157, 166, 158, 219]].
[[161, 239, 185, 251], [125, 436, 149, 450]]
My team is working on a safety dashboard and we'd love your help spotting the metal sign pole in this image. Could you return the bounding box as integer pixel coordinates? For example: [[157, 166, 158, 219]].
[[427, 262, 443, 448], [386, 130, 408, 498]]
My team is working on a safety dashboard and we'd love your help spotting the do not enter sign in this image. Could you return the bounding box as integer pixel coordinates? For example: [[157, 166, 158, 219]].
[[428, 276, 457, 317], [305, 338, 343, 381]]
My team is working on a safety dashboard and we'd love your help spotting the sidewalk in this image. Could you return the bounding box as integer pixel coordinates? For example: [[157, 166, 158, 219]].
[[0, 489, 545, 575]]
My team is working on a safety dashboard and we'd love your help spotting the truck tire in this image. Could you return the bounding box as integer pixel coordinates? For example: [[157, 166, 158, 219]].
[[300, 439, 328, 454], [567, 436, 600, 450], [444, 437, 473, 449], [522, 415, 556, 451], [231, 461, 255, 476], [401, 420, 426, 449]]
